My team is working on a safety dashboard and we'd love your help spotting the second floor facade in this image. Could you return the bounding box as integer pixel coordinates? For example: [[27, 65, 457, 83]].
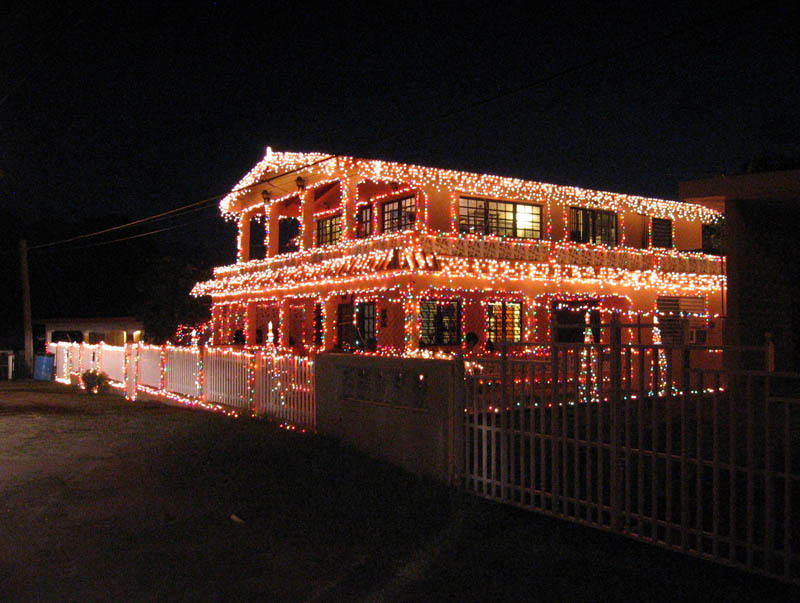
[[223, 150, 724, 271]]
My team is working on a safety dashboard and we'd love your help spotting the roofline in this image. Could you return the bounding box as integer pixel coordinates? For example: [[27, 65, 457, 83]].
[[220, 148, 723, 222]]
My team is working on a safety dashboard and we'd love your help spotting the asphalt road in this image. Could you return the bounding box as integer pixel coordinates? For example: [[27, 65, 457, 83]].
[[0, 381, 795, 601]]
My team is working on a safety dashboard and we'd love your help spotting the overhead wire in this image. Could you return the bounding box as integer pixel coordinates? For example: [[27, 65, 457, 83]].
[[29, 2, 759, 252], [46, 216, 215, 252]]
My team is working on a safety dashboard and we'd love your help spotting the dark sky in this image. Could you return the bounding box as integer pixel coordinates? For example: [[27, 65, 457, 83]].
[[1, 1, 799, 329]]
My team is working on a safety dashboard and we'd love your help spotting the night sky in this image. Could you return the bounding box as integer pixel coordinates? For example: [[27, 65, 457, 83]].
[[2, 1, 799, 342]]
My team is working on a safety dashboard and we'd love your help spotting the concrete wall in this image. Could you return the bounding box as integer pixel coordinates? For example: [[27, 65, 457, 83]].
[[315, 353, 464, 483]]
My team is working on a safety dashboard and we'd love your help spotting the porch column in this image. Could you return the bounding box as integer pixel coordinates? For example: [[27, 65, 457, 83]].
[[303, 299, 316, 349], [211, 306, 223, 345], [323, 296, 338, 351], [302, 188, 315, 250], [245, 303, 257, 346], [341, 177, 358, 241], [278, 298, 291, 348], [267, 201, 280, 257], [403, 292, 420, 355], [238, 213, 250, 262]]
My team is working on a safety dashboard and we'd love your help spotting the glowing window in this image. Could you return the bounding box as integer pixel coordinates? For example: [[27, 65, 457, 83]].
[[487, 301, 522, 343], [459, 197, 541, 239], [317, 214, 341, 246]]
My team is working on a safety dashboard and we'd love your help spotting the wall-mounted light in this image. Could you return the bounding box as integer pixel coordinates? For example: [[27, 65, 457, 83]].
[[261, 190, 271, 202], [295, 176, 306, 190]]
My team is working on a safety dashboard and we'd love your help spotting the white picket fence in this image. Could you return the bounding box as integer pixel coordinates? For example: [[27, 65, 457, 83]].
[[48, 342, 315, 429]]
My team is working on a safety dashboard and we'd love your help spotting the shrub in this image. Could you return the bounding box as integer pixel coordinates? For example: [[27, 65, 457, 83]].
[[81, 369, 110, 394]]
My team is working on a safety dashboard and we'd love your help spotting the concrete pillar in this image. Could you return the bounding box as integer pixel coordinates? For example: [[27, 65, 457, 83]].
[[245, 303, 257, 346], [302, 189, 315, 250], [341, 177, 358, 241], [238, 214, 250, 262], [323, 296, 338, 351], [551, 203, 567, 243], [268, 202, 280, 257], [403, 291, 420, 355], [279, 298, 291, 348]]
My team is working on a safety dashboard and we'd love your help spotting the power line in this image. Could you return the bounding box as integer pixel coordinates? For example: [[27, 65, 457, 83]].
[[29, 196, 220, 250], [43, 217, 212, 252], [28, 2, 759, 252]]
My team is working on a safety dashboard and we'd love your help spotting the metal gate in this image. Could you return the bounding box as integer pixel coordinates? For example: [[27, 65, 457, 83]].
[[463, 342, 800, 585]]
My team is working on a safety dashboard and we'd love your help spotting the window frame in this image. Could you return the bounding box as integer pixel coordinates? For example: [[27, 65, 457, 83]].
[[382, 195, 416, 234], [419, 299, 461, 346], [458, 196, 543, 239], [356, 301, 377, 348], [316, 213, 342, 247], [336, 302, 354, 349], [356, 204, 373, 239], [651, 217, 673, 249], [569, 206, 618, 246], [486, 300, 523, 343]]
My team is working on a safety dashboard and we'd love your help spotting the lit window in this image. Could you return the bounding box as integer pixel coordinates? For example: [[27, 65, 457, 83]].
[[459, 197, 541, 239], [569, 207, 617, 245], [356, 205, 373, 239], [487, 301, 522, 343], [317, 214, 341, 246], [420, 300, 460, 346], [382, 196, 415, 233]]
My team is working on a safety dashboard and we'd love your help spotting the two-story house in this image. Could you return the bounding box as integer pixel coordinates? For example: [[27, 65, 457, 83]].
[[192, 149, 725, 356]]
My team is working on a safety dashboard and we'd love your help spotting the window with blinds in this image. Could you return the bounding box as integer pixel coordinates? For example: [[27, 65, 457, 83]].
[[651, 218, 673, 248], [656, 296, 704, 343]]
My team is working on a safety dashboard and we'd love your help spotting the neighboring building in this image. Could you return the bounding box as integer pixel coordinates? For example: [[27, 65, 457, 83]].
[[680, 168, 800, 370], [37, 317, 144, 349], [193, 150, 725, 356]]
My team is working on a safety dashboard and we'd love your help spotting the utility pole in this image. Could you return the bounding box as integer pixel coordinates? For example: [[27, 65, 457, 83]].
[[19, 238, 33, 377]]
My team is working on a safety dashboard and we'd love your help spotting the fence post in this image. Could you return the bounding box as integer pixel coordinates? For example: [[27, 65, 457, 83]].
[[198, 346, 205, 403], [500, 341, 509, 501], [248, 351, 257, 417], [451, 355, 466, 487], [609, 314, 624, 530], [159, 344, 167, 393]]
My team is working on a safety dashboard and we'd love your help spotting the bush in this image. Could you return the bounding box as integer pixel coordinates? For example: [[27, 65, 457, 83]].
[[81, 369, 110, 394]]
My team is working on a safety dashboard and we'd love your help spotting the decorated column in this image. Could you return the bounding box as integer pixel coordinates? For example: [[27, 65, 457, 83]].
[[278, 298, 291, 348], [323, 296, 338, 351], [238, 213, 251, 262], [402, 286, 421, 355], [267, 201, 280, 257], [341, 177, 358, 241], [245, 303, 257, 346], [301, 188, 315, 250]]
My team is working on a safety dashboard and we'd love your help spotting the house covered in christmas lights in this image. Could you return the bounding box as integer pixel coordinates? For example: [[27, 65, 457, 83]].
[[192, 149, 725, 356]]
